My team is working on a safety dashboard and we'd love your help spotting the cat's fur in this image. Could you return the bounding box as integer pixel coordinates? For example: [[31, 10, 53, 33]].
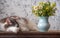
[[17, 17, 39, 31], [0, 16, 19, 33], [0, 16, 39, 33]]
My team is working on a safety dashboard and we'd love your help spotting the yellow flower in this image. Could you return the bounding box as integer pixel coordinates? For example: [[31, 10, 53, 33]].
[[38, 5, 43, 9], [32, 2, 56, 17], [33, 6, 39, 10], [46, 7, 49, 10], [51, 2, 56, 8]]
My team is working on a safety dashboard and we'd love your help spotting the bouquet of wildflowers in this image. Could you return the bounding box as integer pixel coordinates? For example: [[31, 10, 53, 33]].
[[32, 2, 57, 17]]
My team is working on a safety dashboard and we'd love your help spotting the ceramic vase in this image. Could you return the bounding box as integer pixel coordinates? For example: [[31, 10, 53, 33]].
[[37, 16, 50, 32]]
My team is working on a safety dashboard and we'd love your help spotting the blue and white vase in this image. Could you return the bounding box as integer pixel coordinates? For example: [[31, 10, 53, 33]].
[[37, 16, 50, 32]]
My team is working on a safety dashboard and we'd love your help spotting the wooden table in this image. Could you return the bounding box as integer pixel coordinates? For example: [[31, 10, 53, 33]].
[[0, 30, 60, 38]]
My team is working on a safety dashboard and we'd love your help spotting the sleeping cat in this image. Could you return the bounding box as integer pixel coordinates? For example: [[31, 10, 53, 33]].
[[0, 16, 39, 33], [11, 16, 39, 31]]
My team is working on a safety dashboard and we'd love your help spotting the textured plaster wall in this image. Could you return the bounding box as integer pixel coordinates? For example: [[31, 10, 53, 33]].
[[0, 0, 60, 30]]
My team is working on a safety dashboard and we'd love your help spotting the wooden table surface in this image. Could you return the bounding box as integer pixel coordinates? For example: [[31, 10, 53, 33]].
[[0, 30, 60, 38]]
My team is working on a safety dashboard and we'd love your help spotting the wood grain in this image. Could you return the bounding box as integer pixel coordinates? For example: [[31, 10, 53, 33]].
[[0, 31, 60, 38]]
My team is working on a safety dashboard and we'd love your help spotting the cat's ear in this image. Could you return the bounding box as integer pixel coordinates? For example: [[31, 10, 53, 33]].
[[6, 18, 12, 25]]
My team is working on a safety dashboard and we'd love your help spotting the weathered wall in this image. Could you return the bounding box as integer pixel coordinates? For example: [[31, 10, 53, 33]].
[[0, 0, 60, 30]]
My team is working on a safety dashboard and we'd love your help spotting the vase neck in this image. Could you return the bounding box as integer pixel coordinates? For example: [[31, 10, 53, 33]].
[[39, 17, 49, 23], [39, 17, 48, 19]]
